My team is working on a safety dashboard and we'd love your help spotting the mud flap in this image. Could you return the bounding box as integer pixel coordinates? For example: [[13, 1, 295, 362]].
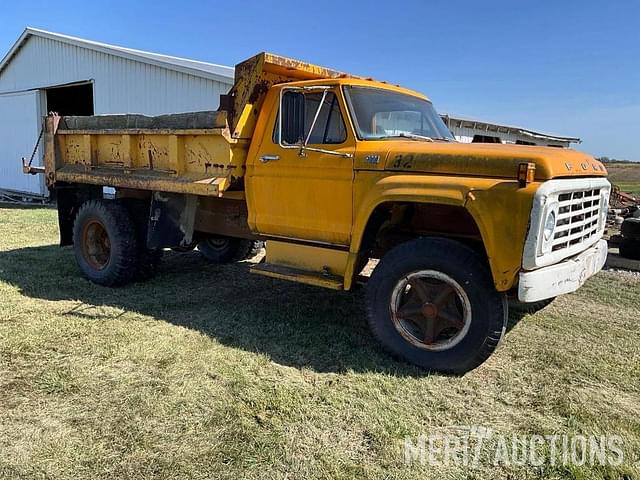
[[147, 192, 198, 249], [55, 184, 102, 246]]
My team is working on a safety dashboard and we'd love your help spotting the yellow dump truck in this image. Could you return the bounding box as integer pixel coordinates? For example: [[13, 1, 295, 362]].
[[26, 52, 611, 373]]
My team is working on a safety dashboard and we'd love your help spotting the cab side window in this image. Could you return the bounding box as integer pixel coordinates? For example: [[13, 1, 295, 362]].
[[274, 91, 347, 145]]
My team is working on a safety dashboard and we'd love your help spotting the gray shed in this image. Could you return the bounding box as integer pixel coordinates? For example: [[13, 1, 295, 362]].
[[441, 114, 580, 148], [0, 28, 234, 196]]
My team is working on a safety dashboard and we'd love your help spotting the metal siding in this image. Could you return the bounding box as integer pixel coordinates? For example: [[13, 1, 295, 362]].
[[0, 35, 233, 113], [0, 35, 233, 194], [449, 125, 570, 148]]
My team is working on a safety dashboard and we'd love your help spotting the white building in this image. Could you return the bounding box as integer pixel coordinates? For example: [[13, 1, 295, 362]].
[[441, 114, 580, 148], [0, 28, 234, 196]]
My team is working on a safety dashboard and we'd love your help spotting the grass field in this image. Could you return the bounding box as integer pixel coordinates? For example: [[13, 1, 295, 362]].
[[1, 206, 639, 479], [605, 162, 640, 196]]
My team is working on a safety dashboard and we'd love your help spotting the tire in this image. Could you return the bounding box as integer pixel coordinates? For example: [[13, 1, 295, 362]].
[[366, 237, 507, 374], [621, 218, 640, 240], [508, 297, 555, 315], [72, 200, 138, 287], [198, 236, 263, 263], [619, 237, 640, 260], [237, 239, 264, 260]]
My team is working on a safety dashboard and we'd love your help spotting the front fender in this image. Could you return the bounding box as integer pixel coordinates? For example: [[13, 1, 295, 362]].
[[349, 172, 538, 292], [464, 181, 540, 291], [351, 173, 472, 253]]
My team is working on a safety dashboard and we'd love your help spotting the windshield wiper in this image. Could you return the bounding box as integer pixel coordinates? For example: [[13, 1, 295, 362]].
[[372, 133, 456, 142], [376, 133, 434, 142], [398, 132, 434, 142]]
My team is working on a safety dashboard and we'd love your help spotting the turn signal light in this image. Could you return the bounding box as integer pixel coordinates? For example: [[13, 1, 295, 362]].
[[518, 162, 536, 187]]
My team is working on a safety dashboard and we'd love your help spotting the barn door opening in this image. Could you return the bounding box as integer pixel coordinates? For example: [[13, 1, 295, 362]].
[[46, 82, 94, 116]]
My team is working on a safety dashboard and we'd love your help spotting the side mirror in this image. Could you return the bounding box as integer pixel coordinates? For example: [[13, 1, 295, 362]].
[[280, 90, 305, 145]]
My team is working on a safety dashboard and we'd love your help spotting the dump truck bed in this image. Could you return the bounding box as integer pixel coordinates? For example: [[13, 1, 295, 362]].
[[46, 110, 237, 196]]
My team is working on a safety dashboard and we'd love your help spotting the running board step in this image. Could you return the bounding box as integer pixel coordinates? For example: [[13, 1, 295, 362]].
[[250, 263, 343, 290]]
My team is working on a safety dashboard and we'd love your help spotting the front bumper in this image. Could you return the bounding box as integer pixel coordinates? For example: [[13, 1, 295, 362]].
[[518, 239, 608, 303]]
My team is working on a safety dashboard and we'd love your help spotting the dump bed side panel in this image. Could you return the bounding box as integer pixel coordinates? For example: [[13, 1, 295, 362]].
[[46, 111, 243, 196]]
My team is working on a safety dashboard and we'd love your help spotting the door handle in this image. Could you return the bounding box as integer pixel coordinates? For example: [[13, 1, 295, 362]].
[[260, 154, 280, 163]]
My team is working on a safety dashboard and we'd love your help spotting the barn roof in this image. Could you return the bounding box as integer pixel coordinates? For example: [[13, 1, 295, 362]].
[[0, 27, 234, 84], [441, 113, 580, 143]]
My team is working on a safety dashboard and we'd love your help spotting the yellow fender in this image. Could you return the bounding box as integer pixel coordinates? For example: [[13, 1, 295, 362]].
[[346, 172, 539, 292]]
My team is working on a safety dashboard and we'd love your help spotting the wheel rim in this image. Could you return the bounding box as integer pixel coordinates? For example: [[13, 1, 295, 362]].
[[390, 270, 471, 351], [81, 219, 111, 270], [203, 237, 229, 251]]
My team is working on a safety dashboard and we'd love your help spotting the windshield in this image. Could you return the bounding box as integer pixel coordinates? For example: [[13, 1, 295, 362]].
[[343, 86, 454, 141]]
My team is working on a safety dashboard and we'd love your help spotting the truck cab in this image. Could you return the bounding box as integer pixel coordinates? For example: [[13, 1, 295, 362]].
[[246, 76, 609, 294]]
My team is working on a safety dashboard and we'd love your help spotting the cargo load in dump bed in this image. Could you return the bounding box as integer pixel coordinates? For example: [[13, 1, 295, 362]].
[[34, 52, 347, 197]]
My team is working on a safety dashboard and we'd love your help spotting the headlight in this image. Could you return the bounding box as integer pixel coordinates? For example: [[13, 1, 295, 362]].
[[543, 210, 556, 241], [599, 192, 609, 229], [540, 204, 559, 255]]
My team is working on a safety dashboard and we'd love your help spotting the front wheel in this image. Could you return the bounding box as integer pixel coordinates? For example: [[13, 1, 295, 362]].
[[508, 297, 555, 315], [366, 238, 507, 374]]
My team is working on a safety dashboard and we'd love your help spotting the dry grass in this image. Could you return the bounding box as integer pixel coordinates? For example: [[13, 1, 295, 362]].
[[1, 205, 639, 479], [606, 162, 640, 195]]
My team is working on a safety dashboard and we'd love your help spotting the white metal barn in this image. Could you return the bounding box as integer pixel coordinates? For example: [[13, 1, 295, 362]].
[[441, 114, 580, 148], [0, 28, 234, 197]]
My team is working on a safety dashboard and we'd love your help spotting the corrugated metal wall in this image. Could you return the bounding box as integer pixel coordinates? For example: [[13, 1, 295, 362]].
[[0, 35, 234, 194], [0, 35, 232, 114], [447, 124, 569, 148]]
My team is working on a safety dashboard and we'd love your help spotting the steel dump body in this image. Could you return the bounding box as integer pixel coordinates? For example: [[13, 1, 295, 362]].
[[42, 52, 347, 197], [49, 110, 235, 196]]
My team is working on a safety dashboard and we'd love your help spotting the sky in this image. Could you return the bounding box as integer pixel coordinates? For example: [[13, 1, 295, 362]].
[[1, 0, 638, 159]]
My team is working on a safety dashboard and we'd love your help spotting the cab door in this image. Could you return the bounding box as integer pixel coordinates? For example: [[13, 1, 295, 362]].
[[248, 87, 355, 246]]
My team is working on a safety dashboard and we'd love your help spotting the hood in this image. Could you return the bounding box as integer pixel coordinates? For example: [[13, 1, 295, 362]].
[[354, 141, 608, 180]]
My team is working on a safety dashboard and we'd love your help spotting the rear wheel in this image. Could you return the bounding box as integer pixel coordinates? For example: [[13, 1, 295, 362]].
[[198, 236, 263, 263], [619, 237, 640, 260], [73, 200, 138, 286], [366, 237, 507, 374]]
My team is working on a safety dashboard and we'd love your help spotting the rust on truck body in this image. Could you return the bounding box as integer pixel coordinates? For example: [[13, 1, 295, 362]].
[[228, 52, 349, 140]]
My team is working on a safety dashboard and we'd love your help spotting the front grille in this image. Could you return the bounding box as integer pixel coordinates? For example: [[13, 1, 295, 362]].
[[552, 188, 601, 252]]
